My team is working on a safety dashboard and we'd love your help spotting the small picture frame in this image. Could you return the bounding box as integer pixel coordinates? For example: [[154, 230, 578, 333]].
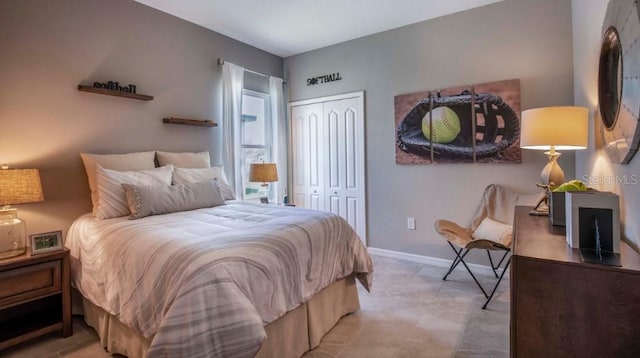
[[30, 230, 63, 255]]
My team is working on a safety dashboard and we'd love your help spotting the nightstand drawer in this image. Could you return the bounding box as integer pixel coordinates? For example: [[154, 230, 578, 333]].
[[0, 261, 61, 308]]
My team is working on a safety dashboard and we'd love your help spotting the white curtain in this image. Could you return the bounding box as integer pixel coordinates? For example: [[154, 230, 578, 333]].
[[222, 63, 245, 197], [269, 76, 287, 204]]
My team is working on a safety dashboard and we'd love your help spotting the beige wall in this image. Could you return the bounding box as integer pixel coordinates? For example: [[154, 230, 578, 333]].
[[0, 0, 282, 238], [284, 0, 576, 262], [572, 0, 640, 250]]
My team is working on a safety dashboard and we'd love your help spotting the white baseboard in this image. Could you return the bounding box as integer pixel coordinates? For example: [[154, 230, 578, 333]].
[[367, 247, 509, 278]]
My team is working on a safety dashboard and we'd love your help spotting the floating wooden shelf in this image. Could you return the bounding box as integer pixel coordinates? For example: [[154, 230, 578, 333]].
[[163, 117, 218, 127], [77, 85, 154, 101]]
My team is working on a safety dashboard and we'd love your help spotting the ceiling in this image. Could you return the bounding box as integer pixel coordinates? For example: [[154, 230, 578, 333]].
[[134, 0, 503, 58]]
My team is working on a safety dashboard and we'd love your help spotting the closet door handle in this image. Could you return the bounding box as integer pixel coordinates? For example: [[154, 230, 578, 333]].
[[313, 190, 317, 193], [333, 191, 338, 195]]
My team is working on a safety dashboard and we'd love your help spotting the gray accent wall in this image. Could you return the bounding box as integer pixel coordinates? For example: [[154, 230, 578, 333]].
[[0, 0, 282, 236], [284, 0, 576, 262], [573, 0, 640, 250]]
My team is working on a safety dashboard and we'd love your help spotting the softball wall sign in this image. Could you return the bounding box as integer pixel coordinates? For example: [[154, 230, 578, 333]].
[[307, 73, 342, 86], [422, 106, 461, 143]]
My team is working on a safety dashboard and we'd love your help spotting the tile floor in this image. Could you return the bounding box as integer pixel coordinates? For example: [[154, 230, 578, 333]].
[[1, 254, 510, 357]]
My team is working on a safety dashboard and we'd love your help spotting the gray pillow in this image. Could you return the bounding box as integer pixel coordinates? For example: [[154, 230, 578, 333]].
[[172, 166, 235, 200], [122, 180, 225, 219], [156, 151, 211, 168]]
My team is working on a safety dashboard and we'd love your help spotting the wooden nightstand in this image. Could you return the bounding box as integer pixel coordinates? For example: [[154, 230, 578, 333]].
[[0, 249, 72, 350]]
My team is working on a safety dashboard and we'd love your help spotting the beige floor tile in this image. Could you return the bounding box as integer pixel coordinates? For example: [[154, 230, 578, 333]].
[[456, 304, 509, 355], [336, 343, 412, 358], [319, 311, 369, 346], [345, 318, 417, 349], [410, 311, 465, 349], [58, 340, 112, 357], [454, 348, 508, 358], [1, 326, 97, 358], [403, 337, 455, 358]]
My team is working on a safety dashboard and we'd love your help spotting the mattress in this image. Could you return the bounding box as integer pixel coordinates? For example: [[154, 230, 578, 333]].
[[66, 201, 372, 357]]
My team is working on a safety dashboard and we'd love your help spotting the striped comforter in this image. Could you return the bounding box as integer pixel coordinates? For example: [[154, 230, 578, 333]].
[[66, 202, 373, 357]]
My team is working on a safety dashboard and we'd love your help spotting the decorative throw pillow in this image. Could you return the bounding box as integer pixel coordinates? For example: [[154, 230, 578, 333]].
[[94, 165, 174, 219], [156, 151, 211, 168], [122, 180, 225, 219], [472, 217, 513, 244], [172, 166, 235, 200], [80, 151, 156, 208]]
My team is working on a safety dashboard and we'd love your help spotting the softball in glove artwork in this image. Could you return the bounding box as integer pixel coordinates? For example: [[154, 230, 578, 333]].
[[394, 79, 522, 164], [422, 106, 461, 144]]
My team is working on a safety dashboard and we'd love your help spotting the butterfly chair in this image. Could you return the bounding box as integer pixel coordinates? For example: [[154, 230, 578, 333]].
[[435, 184, 543, 309]]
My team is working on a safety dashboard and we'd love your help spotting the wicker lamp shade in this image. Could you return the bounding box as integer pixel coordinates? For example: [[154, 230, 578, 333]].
[[0, 168, 44, 206], [249, 163, 278, 184]]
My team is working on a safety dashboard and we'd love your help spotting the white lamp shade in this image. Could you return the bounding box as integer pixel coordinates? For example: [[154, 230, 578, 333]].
[[520, 106, 589, 150]]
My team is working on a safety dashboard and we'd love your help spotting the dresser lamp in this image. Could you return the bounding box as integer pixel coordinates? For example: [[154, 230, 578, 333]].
[[520, 107, 589, 186], [0, 165, 44, 259], [249, 163, 278, 204]]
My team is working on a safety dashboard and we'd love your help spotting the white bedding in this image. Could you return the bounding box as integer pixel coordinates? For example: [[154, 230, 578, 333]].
[[66, 201, 373, 357]]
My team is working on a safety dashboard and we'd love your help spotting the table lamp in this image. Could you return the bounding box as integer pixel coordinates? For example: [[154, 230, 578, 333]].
[[0, 165, 44, 259], [520, 107, 588, 186], [249, 163, 278, 204]]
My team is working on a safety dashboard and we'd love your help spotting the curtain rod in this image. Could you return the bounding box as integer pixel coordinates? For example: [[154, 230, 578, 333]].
[[217, 58, 285, 84]]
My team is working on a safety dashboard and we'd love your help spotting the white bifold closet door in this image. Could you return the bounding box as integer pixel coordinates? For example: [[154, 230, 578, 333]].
[[290, 92, 366, 245]]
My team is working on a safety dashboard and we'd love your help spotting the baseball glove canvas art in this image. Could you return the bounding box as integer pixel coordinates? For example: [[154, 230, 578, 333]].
[[394, 79, 521, 164]]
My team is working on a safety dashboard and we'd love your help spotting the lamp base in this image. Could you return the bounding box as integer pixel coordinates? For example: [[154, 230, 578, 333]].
[[0, 208, 27, 260], [0, 248, 26, 260], [541, 151, 565, 187]]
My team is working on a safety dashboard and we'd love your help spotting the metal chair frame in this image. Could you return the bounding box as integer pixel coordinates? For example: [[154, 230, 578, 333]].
[[442, 241, 511, 309]]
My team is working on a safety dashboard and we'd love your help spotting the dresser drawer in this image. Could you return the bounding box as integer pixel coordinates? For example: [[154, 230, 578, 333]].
[[0, 260, 61, 308]]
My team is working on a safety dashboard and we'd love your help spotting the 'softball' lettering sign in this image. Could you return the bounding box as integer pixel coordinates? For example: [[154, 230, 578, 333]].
[[307, 73, 342, 86]]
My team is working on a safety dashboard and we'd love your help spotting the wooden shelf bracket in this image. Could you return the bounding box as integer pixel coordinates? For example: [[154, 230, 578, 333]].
[[77, 85, 153, 101], [162, 117, 217, 127]]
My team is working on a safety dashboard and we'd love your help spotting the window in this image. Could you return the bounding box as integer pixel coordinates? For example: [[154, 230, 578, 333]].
[[240, 90, 272, 200]]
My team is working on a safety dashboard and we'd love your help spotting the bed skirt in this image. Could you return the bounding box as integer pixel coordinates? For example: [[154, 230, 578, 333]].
[[82, 274, 360, 358]]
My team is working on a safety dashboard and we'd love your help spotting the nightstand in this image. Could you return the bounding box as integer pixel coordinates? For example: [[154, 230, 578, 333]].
[[0, 249, 72, 350]]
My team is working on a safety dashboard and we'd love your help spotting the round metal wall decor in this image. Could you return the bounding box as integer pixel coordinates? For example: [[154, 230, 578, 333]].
[[598, 0, 640, 164]]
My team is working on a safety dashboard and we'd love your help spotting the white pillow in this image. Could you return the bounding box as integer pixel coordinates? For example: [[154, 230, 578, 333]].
[[172, 167, 235, 200], [94, 164, 174, 219], [122, 180, 225, 219], [156, 151, 211, 168], [80, 152, 156, 208], [472, 217, 513, 244]]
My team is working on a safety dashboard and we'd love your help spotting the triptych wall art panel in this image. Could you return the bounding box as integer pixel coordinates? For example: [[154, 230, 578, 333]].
[[395, 79, 521, 164]]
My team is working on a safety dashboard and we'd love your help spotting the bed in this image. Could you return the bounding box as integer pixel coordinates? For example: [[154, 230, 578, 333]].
[[66, 201, 373, 357]]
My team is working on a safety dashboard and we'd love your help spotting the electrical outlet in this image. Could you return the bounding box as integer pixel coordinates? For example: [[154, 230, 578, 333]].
[[407, 217, 416, 230]]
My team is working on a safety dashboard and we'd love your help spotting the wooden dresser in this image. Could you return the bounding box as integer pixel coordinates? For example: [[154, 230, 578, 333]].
[[511, 206, 640, 357]]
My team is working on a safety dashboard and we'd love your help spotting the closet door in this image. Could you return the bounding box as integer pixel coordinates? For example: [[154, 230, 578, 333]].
[[323, 97, 365, 242], [289, 92, 366, 245], [291, 103, 325, 210]]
